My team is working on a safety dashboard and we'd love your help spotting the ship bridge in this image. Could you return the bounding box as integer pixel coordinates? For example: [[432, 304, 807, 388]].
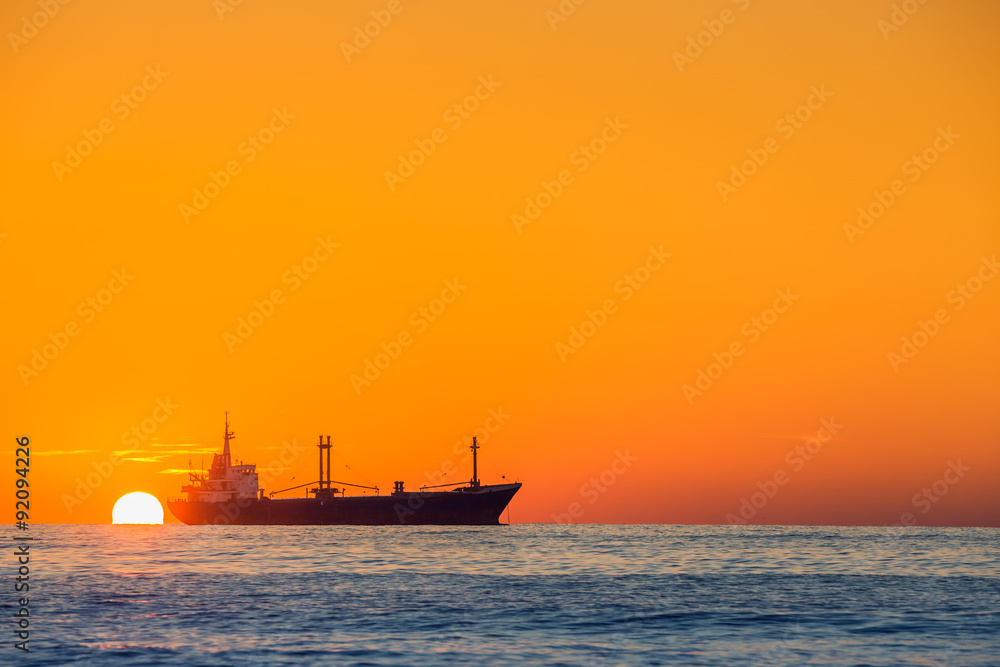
[[182, 415, 261, 503]]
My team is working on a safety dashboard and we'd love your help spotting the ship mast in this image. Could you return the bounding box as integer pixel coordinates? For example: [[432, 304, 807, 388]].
[[223, 411, 235, 468], [318, 435, 331, 491], [470, 436, 480, 489]]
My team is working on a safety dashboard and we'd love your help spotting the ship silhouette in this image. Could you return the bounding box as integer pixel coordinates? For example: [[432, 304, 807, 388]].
[[167, 415, 520, 525]]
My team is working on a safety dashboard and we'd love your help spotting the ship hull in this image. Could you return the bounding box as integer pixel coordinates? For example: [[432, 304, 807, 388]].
[[167, 483, 521, 526]]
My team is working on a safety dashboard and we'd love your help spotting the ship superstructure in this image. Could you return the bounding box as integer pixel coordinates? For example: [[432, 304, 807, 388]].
[[181, 414, 261, 503]]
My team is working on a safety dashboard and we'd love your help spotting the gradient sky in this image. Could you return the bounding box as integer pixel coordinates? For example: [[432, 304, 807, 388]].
[[2, 0, 998, 526]]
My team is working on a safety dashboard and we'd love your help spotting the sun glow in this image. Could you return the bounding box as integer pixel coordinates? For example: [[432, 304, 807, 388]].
[[112, 492, 164, 525]]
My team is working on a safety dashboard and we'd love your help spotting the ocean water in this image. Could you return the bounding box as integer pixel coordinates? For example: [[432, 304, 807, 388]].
[[26, 524, 1000, 665]]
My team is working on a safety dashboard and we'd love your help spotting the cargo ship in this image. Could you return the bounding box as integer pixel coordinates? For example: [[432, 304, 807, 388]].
[[167, 416, 520, 525]]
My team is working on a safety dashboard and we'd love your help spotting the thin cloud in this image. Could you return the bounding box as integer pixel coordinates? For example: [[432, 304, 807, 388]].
[[120, 454, 170, 463], [114, 448, 214, 458]]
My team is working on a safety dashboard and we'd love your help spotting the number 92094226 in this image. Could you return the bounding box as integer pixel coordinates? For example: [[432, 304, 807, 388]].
[[15, 436, 29, 528]]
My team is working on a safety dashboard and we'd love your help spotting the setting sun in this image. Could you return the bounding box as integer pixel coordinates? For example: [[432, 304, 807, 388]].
[[112, 492, 164, 525]]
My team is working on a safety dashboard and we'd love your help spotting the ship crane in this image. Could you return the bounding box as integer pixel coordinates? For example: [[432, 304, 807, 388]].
[[268, 435, 379, 498]]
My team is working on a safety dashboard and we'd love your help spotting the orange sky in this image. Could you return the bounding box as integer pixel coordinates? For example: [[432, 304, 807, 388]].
[[2, 0, 998, 526]]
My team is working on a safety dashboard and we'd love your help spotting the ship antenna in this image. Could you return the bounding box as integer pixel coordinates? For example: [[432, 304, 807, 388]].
[[470, 436, 480, 489]]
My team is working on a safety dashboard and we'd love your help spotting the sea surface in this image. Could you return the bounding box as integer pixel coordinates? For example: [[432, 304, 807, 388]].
[[23, 524, 1000, 665]]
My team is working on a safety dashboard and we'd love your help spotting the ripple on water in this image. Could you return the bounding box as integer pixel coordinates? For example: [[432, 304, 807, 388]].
[[35, 524, 1000, 666]]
